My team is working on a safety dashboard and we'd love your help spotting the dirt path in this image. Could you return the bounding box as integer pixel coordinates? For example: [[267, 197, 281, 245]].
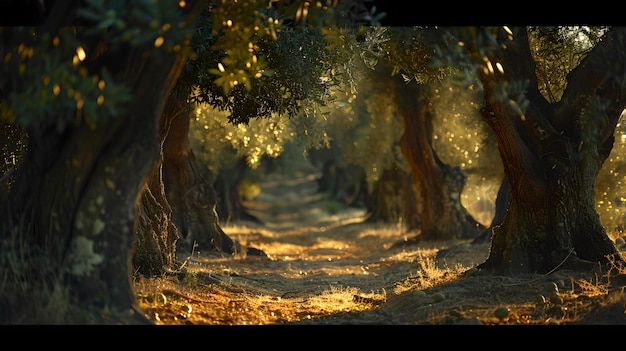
[[134, 159, 626, 325]]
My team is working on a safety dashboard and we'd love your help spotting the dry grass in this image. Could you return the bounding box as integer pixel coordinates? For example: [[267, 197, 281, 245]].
[[0, 224, 79, 324], [133, 222, 626, 325], [3, 216, 625, 325], [4, 155, 626, 325]]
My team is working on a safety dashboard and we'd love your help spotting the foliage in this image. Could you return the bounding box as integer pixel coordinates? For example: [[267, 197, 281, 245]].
[[430, 74, 499, 176], [204, 0, 279, 95], [272, 27, 429, 191], [597, 118, 626, 234], [380, 27, 452, 84], [0, 0, 197, 132], [426, 27, 504, 83], [192, 25, 336, 125], [237, 178, 261, 200], [77, 0, 193, 51], [0, 27, 131, 130], [320, 59, 405, 185], [188, 2, 381, 171], [191, 25, 410, 190], [186, 0, 380, 125], [528, 26, 606, 103], [190, 103, 296, 170]]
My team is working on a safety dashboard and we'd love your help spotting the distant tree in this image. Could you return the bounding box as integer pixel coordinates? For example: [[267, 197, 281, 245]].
[[394, 71, 486, 241], [311, 26, 499, 239], [353, 27, 487, 242], [428, 71, 504, 241]]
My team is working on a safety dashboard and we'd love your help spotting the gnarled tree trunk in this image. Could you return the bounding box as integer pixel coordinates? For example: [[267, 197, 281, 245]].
[[132, 93, 185, 277], [1, 49, 188, 323], [0, 0, 206, 323], [475, 26, 626, 274], [395, 77, 484, 244], [134, 83, 266, 277], [161, 98, 236, 254], [365, 160, 417, 225]]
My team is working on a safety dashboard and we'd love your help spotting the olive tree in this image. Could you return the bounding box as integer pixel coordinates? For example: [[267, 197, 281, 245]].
[[451, 26, 626, 273]]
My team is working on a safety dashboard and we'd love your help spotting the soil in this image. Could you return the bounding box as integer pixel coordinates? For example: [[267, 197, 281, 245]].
[[133, 160, 626, 325]]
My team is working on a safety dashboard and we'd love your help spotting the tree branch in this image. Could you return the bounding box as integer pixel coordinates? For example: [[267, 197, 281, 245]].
[[556, 26, 626, 146]]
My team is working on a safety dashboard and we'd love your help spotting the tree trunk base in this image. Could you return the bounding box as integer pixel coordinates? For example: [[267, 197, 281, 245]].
[[476, 249, 613, 275]]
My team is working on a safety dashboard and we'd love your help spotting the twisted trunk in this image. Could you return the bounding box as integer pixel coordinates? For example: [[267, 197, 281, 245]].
[[134, 85, 267, 277], [365, 160, 416, 224], [476, 26, 626, 274], [395, 76, 484, 243], [1, 50, 185, 322], [0, 0, 206, 323], [161, 102, 234, 254]]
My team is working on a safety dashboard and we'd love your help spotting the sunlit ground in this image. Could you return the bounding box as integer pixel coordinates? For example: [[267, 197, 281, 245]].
[[134, 215, 626, 325], [134, 220, 467, 325], [134, 147, 626, 325]]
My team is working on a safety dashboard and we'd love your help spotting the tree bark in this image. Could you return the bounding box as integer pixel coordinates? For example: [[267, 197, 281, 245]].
[[133, 89, 187, 277], [2, 63, 179, 322], [212, 157, 262, 224], [394, 76, 484, 244], [133, 84, 266, 274], [161, 100, 235, 254], [365, 160, 416, 225], [475, 26, 626, 274], [134, 172, 178, 277], [386, 77, 484, 244], [0, 0, 207, 323]]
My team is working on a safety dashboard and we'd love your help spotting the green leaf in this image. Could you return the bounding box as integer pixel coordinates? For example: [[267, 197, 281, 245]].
[[207, 68, 222, 76]]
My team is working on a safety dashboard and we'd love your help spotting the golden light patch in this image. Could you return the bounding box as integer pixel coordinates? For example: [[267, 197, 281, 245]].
[[76, 46, 86, 61], [154, 36, 164, 48]]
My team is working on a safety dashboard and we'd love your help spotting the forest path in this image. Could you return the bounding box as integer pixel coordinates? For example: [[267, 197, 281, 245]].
[[240, 158, 367, 231], [169, 158, 500, 325], [139, 159, 623, 325]]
